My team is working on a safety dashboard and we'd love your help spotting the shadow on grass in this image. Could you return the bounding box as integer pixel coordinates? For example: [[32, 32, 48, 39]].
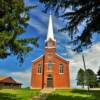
[[71, 89, 89, 94], [46, 94, 91, 100], [71, 89, 100, 100], [46, 89, 100, 100], [0, 93, 21, 100]]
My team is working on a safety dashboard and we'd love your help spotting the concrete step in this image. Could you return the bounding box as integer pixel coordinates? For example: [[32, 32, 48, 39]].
[[41, 88, 55, 94], [32, 96, 40, 100], [32, 88, 55, 100]]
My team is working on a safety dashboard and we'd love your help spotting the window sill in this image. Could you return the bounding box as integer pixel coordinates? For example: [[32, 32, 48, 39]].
[[37, 73, 42, 75], [47, 70, 52, 72], [59, 73, 64, 75]]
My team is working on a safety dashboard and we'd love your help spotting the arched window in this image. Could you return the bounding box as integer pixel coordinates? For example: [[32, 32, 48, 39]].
[[48, 62, 53, 70], [59, 64, 64, 73], [38, 64, 42, 73]]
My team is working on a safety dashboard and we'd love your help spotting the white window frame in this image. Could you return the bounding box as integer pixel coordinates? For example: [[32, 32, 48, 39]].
[[59, 64, 64, 74], [37, 64, 42, 74]]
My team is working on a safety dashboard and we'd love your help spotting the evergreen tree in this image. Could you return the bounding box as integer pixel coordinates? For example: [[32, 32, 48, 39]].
[[85, 69, 97, 88], [39, 0, 100, 51], [77, 68, 85, 88], [97, 67, 100, 77], [97, 67, 100, 87], [0, 0, 37, 63], [77, 68, 97, 88]]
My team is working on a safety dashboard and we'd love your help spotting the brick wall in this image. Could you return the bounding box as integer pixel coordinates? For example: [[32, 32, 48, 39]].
[[31, 48, 70, 89]]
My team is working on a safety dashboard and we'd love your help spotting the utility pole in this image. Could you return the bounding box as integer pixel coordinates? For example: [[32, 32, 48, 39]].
[[82, 53, 89, 92], [82, 53, 87, 71]]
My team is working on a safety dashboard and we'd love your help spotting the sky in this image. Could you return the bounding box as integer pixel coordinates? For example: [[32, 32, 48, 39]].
[[0, 0, 100, 88]]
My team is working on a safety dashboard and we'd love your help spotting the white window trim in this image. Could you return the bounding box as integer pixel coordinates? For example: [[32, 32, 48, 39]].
[[37, 73, 42, 75], [59, 72, 64, 74], [37, 64, 42, 75], [59, 64, 64, 74]]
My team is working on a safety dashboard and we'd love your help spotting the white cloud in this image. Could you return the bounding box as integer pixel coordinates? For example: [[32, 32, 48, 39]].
[[9, 69, 31, 87], [28, 10, 48, 35], [69, 43, 100, 87], [0, 68, 31, 87], [28, 17, 47, 35]]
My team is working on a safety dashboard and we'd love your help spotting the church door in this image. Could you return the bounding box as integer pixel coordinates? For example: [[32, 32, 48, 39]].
[[47, 74, 53, 88]]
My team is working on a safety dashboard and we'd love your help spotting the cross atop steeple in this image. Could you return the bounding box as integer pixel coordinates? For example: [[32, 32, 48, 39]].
[[45, 14, 56, 42]]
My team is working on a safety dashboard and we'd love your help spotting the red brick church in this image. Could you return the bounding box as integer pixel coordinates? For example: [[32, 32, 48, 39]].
[[31, 15, 70, 89]]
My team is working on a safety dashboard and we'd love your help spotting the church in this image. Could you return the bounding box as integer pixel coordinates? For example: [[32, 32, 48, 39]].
[[31, 15, 70, 89]]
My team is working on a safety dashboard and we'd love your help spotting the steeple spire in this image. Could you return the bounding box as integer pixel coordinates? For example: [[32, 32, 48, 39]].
[[46, 14, 56, 42]]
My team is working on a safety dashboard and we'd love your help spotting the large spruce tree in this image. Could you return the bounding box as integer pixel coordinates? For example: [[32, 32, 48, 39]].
[[0, 0, 38, 63]]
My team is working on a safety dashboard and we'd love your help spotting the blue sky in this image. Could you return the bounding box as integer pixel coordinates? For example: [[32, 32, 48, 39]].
[[0, 0, 100, 88]]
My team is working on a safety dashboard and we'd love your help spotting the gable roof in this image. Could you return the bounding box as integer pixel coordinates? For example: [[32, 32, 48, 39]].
[[32, 53, 70, 63], [32, 55, 44, 63], [55, 53, 70, 63], [0, 76, 22, 85]]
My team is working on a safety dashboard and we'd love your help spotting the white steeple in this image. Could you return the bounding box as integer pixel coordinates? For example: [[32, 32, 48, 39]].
[[45, 14, 56, 42]]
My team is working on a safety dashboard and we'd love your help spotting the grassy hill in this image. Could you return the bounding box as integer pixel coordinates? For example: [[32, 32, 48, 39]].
[[0, 88, 40, 100]]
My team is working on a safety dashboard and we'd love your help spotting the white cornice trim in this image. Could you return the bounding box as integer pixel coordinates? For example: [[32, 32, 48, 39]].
[[32, 55, 44, 62], [55, 53, 70, 62], [45, 46, 56, 48], [45, 39, 56, 43]]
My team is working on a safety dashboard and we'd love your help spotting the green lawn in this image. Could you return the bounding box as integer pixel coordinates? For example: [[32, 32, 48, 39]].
[[0, 88, 40, 100], [0, 88, 100, 100], [46, 89, 100, 100]]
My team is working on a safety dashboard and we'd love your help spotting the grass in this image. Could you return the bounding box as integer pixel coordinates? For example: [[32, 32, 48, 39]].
[[46, 89, 100, 100], [0, 88, 40, 100], [0, 88, 100, 100]]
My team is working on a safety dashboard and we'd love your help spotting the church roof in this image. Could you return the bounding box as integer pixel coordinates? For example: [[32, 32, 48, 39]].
[[55, 53, 70, 62], [32, 55, 44, 63], [45, 14, 56, 42], [32, 53, 69, 63]]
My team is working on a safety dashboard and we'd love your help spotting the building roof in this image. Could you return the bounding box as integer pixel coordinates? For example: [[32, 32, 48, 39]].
[[55, 53, 70, 62], [32, 55, 44, 63], [0, 77, 7, 81], [32, 53, 69, 64], [45, 14, 56, 42], [0, 76, 22, 85]]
